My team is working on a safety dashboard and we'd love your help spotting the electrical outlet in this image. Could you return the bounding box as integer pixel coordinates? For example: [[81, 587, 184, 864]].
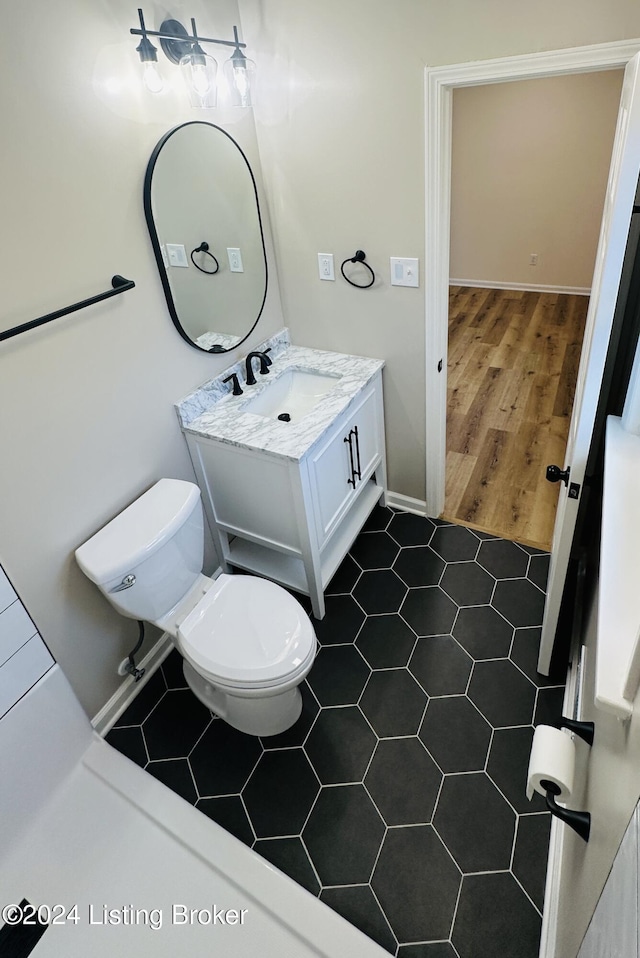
[[318, 253, 335, 281], [227, 248, 244, 272], [529, 253, 538, 266]]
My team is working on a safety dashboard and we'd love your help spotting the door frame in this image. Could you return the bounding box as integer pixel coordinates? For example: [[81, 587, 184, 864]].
[[424, 38, 640, 518]]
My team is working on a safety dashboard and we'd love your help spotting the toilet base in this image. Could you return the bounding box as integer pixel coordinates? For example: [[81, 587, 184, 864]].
[[182, 660, 303, 737]]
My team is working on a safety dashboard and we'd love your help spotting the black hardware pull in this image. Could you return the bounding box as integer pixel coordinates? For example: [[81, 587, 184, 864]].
[[352, 425, 362, 480], [546, 464, 570, 486], [344, 432, 357, 487]]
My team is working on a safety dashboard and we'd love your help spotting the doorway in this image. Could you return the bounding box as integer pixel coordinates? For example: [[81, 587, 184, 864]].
[[423, 40, 640, 526], [440, 73, 622, 550]]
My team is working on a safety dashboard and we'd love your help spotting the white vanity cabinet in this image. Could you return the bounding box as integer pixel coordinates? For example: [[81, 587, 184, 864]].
[[184, 371, 387, 618]]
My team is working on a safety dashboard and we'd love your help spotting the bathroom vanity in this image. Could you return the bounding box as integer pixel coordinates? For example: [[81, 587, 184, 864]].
[[176, 331, 387, 618]]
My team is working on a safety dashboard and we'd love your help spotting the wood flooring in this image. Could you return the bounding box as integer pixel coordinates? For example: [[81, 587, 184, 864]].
[[441, 286, 588, 551]]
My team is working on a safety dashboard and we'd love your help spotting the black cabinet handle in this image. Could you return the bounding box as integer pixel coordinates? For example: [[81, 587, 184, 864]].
[[344, 432, 357, 487], [352, 425, 362, 481]]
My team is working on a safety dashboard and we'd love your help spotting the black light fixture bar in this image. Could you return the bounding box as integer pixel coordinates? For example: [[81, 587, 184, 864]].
[[130, 17, 246, 51]]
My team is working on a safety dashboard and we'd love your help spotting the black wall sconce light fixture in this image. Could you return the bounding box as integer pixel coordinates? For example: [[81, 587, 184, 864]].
[[131, 8, 256, 108]]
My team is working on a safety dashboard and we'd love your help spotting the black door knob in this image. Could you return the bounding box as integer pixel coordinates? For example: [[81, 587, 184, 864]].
[[546, 464, 570, 486]]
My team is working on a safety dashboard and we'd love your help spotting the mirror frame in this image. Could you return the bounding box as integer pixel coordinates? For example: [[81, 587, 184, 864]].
[[143, 121, 269, 353]]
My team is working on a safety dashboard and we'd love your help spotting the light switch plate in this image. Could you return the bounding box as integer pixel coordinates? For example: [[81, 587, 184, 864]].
[[390, 257, 419, 287], [166, 244, 189, 268]]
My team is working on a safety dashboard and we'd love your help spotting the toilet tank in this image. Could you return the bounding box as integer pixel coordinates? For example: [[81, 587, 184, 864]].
[[75, 479, 204, 622]]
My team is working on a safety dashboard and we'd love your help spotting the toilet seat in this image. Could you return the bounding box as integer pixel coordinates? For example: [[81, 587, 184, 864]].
[[177, 574, 316, 689]]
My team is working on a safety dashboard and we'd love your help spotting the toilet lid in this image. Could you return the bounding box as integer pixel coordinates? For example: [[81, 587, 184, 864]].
[[177, 574, 315, 686]]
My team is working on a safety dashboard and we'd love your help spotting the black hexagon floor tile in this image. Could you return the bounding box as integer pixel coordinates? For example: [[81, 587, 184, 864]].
[[468, 660, 536, 728], [113, 667, 166, 726], [360, 669, 428, 737], [243, 749, 320, 838], [510, 627, 564, 686], [528, 553, 551, 592], [534, 686, 566, 728], [512, 813, 551, 912], [401, 587, 458, 636], [303, 784, 385, 885], [353, 569, 408, 615], [453, 605, 513, 660], [477, 539, 529, 579], [105, 725, 147, 768], [434, 773, 515, 873], [398, 944, 458, 957], [419, 696, 491, 773], [430, 525, 480, 562], [146, 758, 197, 804], [393, 546, 445, 588], [305, 706, 376, 784], [326, 554, 361, 595], [362, 503, 394, 532], [492, 578, 546, 628], [350, 530, 400, 570], [253, 837, 320, 895], [452, 872, 541, 958], [320, 885, 397, 954], [372, 826, 461, 943], [356, 613, 417, 668], [142, 688, 211, 761], [365, 738, 442, 825], [440, 562, 495, 607], [388, 511, 436, 546], [106, 519, 556, 958], [196, 795, 254, 845], [189, 720, 262, 797], [307, 644, 370, 706], [409, 635, 472, 696], [310, 594, 365, 644]]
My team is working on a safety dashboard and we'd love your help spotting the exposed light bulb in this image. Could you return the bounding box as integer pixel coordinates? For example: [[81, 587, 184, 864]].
[[190, 61, 211, 96], [142, 60, 164, 94], [224, 51, 256, 107]]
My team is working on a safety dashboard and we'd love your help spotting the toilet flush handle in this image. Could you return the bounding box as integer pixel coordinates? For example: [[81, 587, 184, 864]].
[[110, 574, 136, 593]]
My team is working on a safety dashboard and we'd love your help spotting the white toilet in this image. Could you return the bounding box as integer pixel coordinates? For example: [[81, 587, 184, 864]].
[[75, 478, 317, 736]]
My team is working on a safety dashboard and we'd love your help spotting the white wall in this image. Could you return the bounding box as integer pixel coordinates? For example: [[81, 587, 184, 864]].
[[238, 0, 640, 500], [450, 71, 623, 290], [0, 0, 283, 717]]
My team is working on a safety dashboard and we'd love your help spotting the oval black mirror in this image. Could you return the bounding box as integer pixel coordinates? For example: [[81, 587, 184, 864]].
[[144, 121, 268, 353]]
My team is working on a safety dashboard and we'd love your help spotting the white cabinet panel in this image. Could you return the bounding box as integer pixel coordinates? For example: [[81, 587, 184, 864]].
[[0, 568, 16, 614], [309, 386, 380, 544]]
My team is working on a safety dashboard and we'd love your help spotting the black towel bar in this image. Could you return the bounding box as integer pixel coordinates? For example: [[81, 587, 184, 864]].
[[0, 275, 135, 343]]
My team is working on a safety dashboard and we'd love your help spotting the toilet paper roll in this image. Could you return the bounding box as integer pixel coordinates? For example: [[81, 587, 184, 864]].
[[526, 724, 575, 802]]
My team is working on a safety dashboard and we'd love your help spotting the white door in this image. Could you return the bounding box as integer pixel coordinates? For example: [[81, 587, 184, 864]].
[[538, 52, 640, 674]]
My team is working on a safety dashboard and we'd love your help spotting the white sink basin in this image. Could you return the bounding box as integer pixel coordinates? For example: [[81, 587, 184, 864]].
[[243, 369, 340, 421]]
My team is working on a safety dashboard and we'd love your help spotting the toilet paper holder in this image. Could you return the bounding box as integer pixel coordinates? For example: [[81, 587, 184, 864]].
[[557, 717, 594, 747], [540, 779, 591, 842], [542, 715, 594, 842]]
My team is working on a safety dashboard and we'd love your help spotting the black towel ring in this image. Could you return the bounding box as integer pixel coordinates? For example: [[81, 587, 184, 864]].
[[190, 241, 220, 275], [340, 250, 375, 289]]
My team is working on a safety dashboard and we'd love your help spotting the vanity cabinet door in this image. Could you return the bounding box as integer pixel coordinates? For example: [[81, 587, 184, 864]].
[[309, 383, 381, 544]]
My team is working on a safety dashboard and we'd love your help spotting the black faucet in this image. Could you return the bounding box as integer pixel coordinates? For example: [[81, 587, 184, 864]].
[[245, 348, 272, 386]]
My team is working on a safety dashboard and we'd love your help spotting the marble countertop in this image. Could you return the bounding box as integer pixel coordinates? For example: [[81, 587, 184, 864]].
[[175, 329, 384, 462]]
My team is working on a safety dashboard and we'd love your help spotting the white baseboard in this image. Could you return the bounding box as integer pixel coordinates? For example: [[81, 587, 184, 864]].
[[449, 278, 591, 296], [386, 490, 429, 516], [91, 632, 173, 737]]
